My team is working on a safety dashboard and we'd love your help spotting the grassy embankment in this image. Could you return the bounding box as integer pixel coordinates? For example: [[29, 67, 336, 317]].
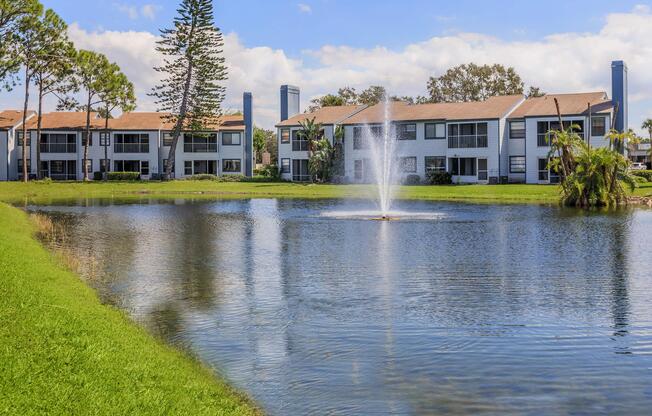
[[0, 203, 261, 415], [0, 180, 574, 205]]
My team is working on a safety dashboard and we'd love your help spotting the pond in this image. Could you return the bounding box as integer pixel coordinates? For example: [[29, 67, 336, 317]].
[[31, 199, 652, 415]]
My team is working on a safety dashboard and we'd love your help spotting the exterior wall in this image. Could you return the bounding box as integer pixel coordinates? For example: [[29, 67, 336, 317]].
[[505, 120, 526, 183], [0, 130, 7, 181], [524, 115, 612, 184], [277, 125, 334, 181], [167, 130, 246, 178]]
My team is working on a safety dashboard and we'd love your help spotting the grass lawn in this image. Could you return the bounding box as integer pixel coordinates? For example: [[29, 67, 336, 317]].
[[0, 202, 261, 415], [0, 180, 571, 205]]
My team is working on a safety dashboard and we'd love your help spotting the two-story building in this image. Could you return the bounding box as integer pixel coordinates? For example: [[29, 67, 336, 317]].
[[1, 92, 254, 181], [276, 61, 627, 185]]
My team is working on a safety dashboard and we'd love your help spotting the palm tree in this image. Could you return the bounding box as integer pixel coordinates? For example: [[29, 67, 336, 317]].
[[642, 119, 652, 142]]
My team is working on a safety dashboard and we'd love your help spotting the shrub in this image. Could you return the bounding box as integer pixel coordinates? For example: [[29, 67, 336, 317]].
[[255, 165, 281, 180], [633, 175, 648, 184], [631, 170, 652, 181], [188, 174, 218, 181], [426, 170, 452, 185], [107, 171, 140, 181], [219, 174, 246, 182], [92, 172, 103, 181], [402, 174, 422, 185]]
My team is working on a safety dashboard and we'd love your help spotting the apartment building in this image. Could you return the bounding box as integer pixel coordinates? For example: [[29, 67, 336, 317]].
[[0, 110, 35, 181], [276, 61, 627, 184], [1, 93, 253, 181]]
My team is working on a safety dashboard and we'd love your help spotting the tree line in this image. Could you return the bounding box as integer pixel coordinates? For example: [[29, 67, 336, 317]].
[[309, 63, 545, 110], [0, 0, 227, 182]]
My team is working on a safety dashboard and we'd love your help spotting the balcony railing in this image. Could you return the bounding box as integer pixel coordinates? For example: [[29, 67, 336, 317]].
[[448, 134, 488, 149], [40, 143, 76, 153], [183, 143, 217, 152], [114, 143, 149, 153]]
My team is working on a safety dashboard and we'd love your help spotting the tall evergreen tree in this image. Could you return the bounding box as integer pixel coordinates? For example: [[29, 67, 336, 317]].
[[31, 9, 77, 178], [150, 0, 227, 178], [0, 0, 41, 90]]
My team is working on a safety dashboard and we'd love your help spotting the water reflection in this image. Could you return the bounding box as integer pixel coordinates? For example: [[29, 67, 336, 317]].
[[33, 199, 652, 415]]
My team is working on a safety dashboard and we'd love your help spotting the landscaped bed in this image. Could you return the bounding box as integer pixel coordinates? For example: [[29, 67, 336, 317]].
[[0, 202, 261, 415]]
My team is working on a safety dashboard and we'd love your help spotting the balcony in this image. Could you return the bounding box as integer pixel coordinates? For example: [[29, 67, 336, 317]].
[[40, 143, 76, 153], [448, 135, 488, 149], [538, 132, 585, 147]]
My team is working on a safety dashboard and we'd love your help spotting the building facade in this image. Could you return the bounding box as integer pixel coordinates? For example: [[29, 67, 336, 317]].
[[276, 61, 627, 184], [0, 93, 253, 181]]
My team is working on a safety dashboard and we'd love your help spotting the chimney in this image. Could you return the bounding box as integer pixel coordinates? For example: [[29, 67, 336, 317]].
[[243, 92, 253, 177], [611, 60, 628, 132], [280, 85, 300, 121]]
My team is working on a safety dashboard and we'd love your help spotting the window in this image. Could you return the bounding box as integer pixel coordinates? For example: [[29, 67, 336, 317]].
[[292, 159, 310, 181], [478, 158, 488, 180], [399, 156, 417, 173], [425, 156, 446, 172], [280, 129, 290, 144], [100, 159, 110, 173], [425, 123, 445, 140], [140, 160, 149, 176], [353, 127, 365, 150], [397, 123, 417, 140], [369, 125, 384, 138], [222, 159, 241, 173], [81, 132, 92, 147], [509, 156, 526, 173], [509, 121, 526, 139], [40, 133, 76, 153], [114, 160, 146, 174], [184, 160, 217, 175], [281, 158, 290, 173], [100, 132, 110, 146], [114, 133, 149, 153], [222, 132, 241, 146], [591, 117, 606, 136], [16, 131, 30, 146], [538, 158, 549, 181], [449, 157, 476, 176], [17, 158, 31, 176], [538, 120, 584, 146], [291, 130, 308, 151], [354, 159, 364, 180], [162, 132, 174, 146], [184, 161, 192, 175], [184, 133, 217, 152], [41, 160, 76, 180], [83, 159, 93, 173], [447, 122, 488, 148]]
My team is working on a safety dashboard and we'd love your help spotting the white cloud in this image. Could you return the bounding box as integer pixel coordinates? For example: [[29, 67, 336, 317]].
[[9, 6, 652, 132], [141, 4, 160, 20], [298, 3, 312, 14]]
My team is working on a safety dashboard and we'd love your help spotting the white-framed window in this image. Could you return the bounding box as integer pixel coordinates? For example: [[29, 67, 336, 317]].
[[16, 130, 30, 146], [184, 160, 192, 175], [83, 159, 93, 173], [100, 132, 110, 146], [292, 159, 310, 181], [425, 156, 446, 172], [509, 156, 526, 173], [100, 159, 110, 173], [591, 117, 606, 136], [115, 133, 149, 153], [399, 156, 417, 173], [280, 129, 290, 144], [222, 159, 241, 173], [162, 132, 174, 146], [538, 158, 549, 181], [425, 123, 446, 140], [114, 160, 148, 175], [281, 158, 290, 173], [478, 158, 488, 180], [222, 132, 241, 146], [40, 133, 76, 153], [396, 123, 417, 140], [184, 133, 217, 152], [81, 132, 92, 147], [448, 122, 488, 148], [509, 120, 526, 139], [354, 159, 364, 180]]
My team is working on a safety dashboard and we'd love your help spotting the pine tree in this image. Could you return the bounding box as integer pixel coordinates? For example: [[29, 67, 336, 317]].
[[150, 0, 227, 178], [0, 0, 41, 90]]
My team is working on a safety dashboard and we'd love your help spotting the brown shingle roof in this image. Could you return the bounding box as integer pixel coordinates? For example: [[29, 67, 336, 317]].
[[342, 95, 525, 124], [276, 105, 367, 127], [110, 112, 244, 131], [509, 92, 613, 118], [25, 112, 103, 130], [0, 110, 35, 129]]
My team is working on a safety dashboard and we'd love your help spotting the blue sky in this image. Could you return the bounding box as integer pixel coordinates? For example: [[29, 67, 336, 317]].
[[42, 0, 646, 55], [6, 1, 652, 130]]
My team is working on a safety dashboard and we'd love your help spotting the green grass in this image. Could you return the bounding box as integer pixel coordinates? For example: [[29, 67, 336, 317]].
[[0, 203, 261, 415], [0, 180, 569, 205]]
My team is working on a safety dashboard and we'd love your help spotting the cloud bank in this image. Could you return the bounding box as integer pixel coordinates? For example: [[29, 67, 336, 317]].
[[55, 6, 652, 130]]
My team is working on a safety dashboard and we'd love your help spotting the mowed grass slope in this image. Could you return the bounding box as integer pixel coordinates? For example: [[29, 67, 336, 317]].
[[0, 203, 260, 415], [0, 180, 568, 204]]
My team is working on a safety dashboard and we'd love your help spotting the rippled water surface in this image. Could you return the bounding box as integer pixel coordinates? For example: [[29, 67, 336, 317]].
[[33, 199, 652, 415]]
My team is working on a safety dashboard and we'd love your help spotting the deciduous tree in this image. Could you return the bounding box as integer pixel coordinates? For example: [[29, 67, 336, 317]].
[[427, 63, 524, 103]]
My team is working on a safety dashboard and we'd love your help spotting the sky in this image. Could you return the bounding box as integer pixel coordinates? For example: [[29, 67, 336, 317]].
[[3, 0, 652, 132]]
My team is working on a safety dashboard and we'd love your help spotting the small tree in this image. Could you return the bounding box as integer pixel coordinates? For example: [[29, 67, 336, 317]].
[[72, 50, 116, 180], [309, 137, 334, 183], [150, 0, 228, 179], [97, 71, 136, 179]]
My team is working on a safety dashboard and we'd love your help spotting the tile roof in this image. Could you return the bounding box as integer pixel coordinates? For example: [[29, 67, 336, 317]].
[[342, 95, 525, 125], [108, 112, 245, 131], [276, 105, 367, 127], [509, 92, 613, 118], [25, 112, 103, 130], [0, 110, 35, 129]]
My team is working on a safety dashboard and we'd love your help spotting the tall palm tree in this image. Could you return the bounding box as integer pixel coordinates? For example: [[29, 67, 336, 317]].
[[298, 117, 324, 182], [642, 118, 652, 142]]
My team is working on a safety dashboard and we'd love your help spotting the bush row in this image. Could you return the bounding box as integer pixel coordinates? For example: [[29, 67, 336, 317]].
[[630, 170, 652, 181]]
